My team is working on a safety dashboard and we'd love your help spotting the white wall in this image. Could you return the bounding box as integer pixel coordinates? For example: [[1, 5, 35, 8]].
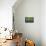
[[0, 0, 16, 30], [41, 0, 46, 46], [13, 0, 41, 46]]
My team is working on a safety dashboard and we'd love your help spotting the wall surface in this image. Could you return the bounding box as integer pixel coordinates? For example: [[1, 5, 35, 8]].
[[41, 0, 46, 46], [0, 0, 16, 30], [13, 0, 41, 46]]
